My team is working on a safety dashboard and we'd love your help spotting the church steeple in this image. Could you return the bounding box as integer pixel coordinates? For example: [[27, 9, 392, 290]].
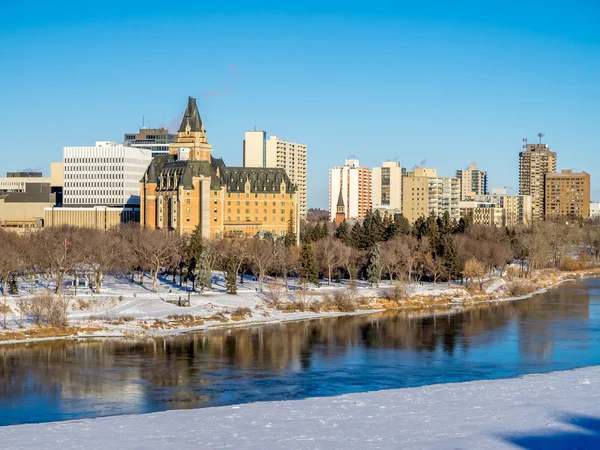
[[334, 185, 346, 225]]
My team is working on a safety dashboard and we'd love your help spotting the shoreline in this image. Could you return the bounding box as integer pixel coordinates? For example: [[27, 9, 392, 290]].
[[1, 270, 597, 347], [3, 365, 599, 448]]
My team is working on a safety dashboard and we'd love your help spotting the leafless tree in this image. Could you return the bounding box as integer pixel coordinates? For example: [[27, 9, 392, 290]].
[[248, 237, 277, 291], [37, 227, 81, 296], [78, 229, 122, 293], [315, 237, 343, 285]]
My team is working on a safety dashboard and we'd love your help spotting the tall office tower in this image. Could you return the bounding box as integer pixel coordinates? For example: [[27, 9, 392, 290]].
[[402, 168, 460, 223], [545, 170, 591, 218], [63, 141, 152, 207], [372, 161, 402, 214], [329, 159, 371, 222], [456, 162, 487, 200], [243, 131, 307, 219], [124, 127, 176, 157], [519, 141, 557, 221]]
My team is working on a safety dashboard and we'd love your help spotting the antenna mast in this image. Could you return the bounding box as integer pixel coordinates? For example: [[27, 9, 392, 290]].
[[537, 132, 545, 144]]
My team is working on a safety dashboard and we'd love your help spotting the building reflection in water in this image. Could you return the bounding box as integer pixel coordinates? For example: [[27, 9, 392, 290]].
[[0, 278, 597, 425]]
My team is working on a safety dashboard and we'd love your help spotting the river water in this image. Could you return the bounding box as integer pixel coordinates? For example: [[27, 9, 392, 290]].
[[1, 278, 599, 426]]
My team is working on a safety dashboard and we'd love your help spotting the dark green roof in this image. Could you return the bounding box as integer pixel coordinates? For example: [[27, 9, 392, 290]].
[[178, 97, 204, 133], [143, 155, 296, 194], [337, 188, 345, 207]]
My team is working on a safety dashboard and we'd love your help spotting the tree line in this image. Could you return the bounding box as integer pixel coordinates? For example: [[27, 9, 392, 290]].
[[1, 211, 599, 299]]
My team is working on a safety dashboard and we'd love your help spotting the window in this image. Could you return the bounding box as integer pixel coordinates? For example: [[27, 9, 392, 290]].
[[186, 199, 190, 204], [186, 217, 190, 222]]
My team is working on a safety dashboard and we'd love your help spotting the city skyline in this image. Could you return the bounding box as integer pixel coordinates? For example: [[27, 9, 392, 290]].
[[1, 1, 599, 208]]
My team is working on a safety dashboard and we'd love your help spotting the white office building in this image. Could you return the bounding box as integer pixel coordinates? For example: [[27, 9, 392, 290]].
[[243, 131, 307, 219], [63, 141, 152, 206]]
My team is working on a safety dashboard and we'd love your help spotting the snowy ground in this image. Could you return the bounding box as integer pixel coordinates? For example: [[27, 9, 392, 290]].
[[0, 272, 466, 342], [2, 366, 598, 449]]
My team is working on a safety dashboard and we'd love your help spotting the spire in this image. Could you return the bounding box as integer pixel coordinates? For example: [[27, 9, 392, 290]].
[[336, 186, 345, 208], [178, 97, 204, 133]]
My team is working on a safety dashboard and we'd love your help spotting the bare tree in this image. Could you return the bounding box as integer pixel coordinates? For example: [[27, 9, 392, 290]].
[[273, 242, 299, 290], [37, 227, 82, 296], [315, 237, 343, 285], [248, 237, 276, 292], [214, 238, 248, 294], [463, 258, 485, 289], [78, 229, 121, 293]]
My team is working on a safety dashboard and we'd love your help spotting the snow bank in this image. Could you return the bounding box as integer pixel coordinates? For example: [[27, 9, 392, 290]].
[[2, 366, 599, 449]]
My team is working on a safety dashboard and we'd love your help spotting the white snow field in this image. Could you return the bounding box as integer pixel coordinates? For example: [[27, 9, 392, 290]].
[[2, 366, 599, 449]]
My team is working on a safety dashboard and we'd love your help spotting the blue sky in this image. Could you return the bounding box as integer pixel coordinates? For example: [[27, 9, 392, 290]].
[[1, 1, 599, 207]]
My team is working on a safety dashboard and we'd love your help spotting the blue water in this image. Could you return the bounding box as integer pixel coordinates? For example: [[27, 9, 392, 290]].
[[1, 278, 599, 426]]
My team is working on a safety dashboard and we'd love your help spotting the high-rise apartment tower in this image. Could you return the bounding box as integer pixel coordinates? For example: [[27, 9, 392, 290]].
[[372, 161, 402, 214], [329, 159, 371, 222], [519, 141, 556, 221], [456, 162, 487, 200], [243, 131, 307, 219]]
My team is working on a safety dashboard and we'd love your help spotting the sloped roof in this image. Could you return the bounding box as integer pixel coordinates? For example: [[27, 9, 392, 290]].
[[337, 188, 345, 207], [178, 97, 204, 133], [219, 167, 295, 194]]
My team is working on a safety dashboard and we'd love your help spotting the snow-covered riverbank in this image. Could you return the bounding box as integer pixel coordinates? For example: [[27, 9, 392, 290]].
[[1, 269, 598, 345], [2, 366, 599, 449]]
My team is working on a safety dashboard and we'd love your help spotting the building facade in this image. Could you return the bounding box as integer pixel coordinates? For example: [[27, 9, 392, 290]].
[[402, 168, 459, 223], [544, 170, 591, 218], [372, 161, 402, 214], [590, 202, 600, 219], [329, 159, 371, 222], [63, 142, 152, 207], [1, 183, 56, 233], [456, 162, 487, 200], [459, 201, 504, 227], [124, 127, 176, 158], [428, 175, 460, 222], [471, 189, 532, 227], [141, 97, 300, 240], [519, 142, 556, 221], [45, 206, 139, 231], [243, 131, 307, 219]]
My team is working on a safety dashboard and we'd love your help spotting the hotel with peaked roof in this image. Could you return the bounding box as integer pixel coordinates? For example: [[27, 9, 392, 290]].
[[140, 97, 299, 240]]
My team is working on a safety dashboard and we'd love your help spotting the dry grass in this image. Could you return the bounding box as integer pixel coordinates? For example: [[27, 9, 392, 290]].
[[74, 299, 93, 310], [0, 324, 104, 341], [206, 313, 229, 323]]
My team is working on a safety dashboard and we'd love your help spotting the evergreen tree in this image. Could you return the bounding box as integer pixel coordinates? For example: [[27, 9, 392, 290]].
[[413, 216, 428, 239], [300, 241, 320, 286], [334, 220, 350, 243], [437, 211, 452, 236], [394, 214, 411, 236], [185, 225, 203, 290], [440, 235, 461, 282], [8, 275, 18, 295], [366, 243, 382, 287], [197, 244, 212, 292], [349, 222, 364, 248], [224, 259, 238, 294], [320, 222, 329, 239], [284, 210, 297, 247]]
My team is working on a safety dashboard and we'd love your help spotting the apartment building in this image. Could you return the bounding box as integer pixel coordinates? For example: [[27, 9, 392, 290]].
[[402, 168, 459, 223], [472, 189, 532, 227], [590, 202, 600, 219], [372, 161, 402, 214], [456, 162, 487, 200], [63, 141, 152, 207], [545, 170, 591, 218], [243, 131, 307, 219], [519, 142, 556, 220], [124, 127, 176, 157], [329, 159, 371, 221], [459, 201, 504, 227]]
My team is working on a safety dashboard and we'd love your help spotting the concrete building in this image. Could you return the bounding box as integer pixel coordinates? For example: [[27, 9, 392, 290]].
[[519, 142, 557, 221], [545, 170, 591, 219], [63, 142, 152, 207], [45, 206, 139, 231], [459, 201, 504, 227], [141, 97, 300, 240], [402, 168, 459, 223], [243, 131, 307, 219], [0, 183, 56, 233], [0, 163, 63, 193], [372, 161, 402, 214], [471, 189, 532, 227], [124, 127, 176, 158], [329, 159, 371, 222], [590, 202, 600, 219], [456, 162, 487, 200]]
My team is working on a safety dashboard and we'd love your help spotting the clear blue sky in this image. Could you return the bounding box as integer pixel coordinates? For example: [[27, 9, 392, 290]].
[[1, 1, 599, 207]]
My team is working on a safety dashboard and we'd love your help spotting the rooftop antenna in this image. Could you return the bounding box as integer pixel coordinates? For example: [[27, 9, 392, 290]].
[[522, 137, 528, 149], [537, 132, 544, 144], [143, 116, 145, 128]]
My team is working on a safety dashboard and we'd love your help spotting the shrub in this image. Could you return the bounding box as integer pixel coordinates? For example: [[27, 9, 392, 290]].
[[231, 307, 252, 318], [265, 280, 285, 309], [309, 301, 322, 313], [560, 258, 581, 271], [75, 299, 93, 310], [25, 293, 69, 327], [332, 290, 357, 312], [385, 283, 407, 302], [507, 282, 536, 297]]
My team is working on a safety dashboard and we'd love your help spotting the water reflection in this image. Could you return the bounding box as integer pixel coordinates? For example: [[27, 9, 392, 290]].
[[0, 278, 598, 426]]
